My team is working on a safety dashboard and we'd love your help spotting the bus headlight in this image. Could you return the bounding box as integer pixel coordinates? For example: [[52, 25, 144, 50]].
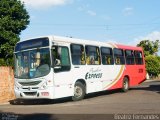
[[39, 82, 48, 90], [15, 82, 22, 90]]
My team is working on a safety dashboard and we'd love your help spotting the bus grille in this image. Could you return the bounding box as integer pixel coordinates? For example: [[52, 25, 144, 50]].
[[19, 81, 41, 86], [23, 92, 37, 96]]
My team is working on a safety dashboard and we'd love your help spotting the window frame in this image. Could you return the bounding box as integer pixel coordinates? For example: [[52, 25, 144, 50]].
[[52, 45, 71, 72], [134, 50, 144, 65], [85, 45, 101, 65], [70, 44, 86, 65], [125, 50, 135, 65], [113, 48, 125, 65], [101, 47, 114, 65]]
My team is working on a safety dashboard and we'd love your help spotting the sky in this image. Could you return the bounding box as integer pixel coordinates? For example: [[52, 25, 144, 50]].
[[20, 0, 160, 47]]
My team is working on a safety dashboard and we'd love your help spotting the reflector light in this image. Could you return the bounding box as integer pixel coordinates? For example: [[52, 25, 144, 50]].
[[41, 92, 49, 96]]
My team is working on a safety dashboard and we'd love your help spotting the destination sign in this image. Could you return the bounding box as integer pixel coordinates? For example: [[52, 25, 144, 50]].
[[15, 37, 49, 51]]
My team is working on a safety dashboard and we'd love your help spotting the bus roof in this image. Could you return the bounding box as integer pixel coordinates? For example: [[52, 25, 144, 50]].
[[52, 35, 142, 51], [115, 44, 143, 51], [18, 35, 142, 51]]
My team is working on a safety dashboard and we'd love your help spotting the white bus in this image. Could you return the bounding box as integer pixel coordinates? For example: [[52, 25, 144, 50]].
[[14, 36, 146, 101]]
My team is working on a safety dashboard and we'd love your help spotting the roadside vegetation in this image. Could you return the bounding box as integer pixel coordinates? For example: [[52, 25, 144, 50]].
[[137, 40, 160, 79], [0, 0, 30, 66]]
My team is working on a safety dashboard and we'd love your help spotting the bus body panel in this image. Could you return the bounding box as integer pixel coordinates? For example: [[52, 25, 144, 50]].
[[107, 44, 146, 90], [53, 65, 124, 99], [14, 35, 146, 100]]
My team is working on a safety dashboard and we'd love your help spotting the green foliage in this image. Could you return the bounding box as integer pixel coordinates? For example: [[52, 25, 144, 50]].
[[145, 55, 160, 77], [0, 0, 30, 66], [0, 58, 6, 66], [157, 56, 160, 61], [0, 58, 14, 66], [137, 40, 159, 56]]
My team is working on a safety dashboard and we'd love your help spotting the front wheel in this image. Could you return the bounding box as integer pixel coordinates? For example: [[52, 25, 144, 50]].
[[122, 77, 129, 92], [72, 82, 85, 101]]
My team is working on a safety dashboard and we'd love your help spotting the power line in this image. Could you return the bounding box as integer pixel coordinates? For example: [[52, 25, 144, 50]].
[[30, 22, 160, 27]]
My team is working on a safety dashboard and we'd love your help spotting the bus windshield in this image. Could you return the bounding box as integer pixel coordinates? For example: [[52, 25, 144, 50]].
[[14, 48, 51, 79]]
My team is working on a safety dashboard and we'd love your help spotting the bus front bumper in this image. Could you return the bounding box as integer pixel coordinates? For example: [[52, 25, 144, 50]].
[[14, 87, 54, 99]]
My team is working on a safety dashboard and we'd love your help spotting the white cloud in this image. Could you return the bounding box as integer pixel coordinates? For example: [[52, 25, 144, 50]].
[[122, 7, 134, 16], [133, 31, 160, 45], [77, 4, 97, 17], [87, 10, 96, 16], [77, 4, 89, 11], [77, 6, 84, 11], [21, 0, 72, 9], [100, 15, 111, 21]]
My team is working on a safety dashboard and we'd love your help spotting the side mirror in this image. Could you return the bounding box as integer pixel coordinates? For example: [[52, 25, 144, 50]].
[[54, 59, 61, 69], [55, 59, 61, 66]]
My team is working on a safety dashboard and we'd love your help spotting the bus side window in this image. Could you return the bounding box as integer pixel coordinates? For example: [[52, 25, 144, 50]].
[[52, 46, 71, 72], [85, 46, 101, 65], [113, 48, 125, 65], [125, 50, 135, 65], [134, 51, 143, 65], [70, 44, 85, 65], [101, 47, 114, 65]]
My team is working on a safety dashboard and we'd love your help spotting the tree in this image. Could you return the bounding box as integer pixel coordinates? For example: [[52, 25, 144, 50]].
[[0, 0, 30, 66], [137, 40, 159, 56], [137, 40, 160, 78], [145, 55, 160, 77]]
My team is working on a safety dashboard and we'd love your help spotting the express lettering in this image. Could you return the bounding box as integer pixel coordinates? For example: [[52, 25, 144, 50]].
[[85, 72, 103, 80]]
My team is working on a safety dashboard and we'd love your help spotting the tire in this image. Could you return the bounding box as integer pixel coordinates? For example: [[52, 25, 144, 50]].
[[122, 77, 129, 92], [72, 82, 86, 101]]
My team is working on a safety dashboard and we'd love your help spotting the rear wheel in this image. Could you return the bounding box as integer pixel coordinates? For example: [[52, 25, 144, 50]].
[[122, 77, 129, 92], [72, 82, 85, 101]]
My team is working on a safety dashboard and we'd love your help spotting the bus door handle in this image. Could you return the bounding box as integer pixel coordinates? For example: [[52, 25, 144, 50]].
[[74, 66, 80, 68]]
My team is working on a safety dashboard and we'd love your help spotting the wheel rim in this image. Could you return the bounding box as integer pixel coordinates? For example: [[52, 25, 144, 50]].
[[74, 86, 83, 98], [124, 80, 128, 90]]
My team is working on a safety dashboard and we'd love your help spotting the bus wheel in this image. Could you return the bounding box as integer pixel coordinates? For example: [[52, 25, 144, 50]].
[[72, 82, 85, 101], [122, 77, 129, 92]]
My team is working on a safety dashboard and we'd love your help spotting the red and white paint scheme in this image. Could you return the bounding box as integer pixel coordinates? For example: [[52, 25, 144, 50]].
[[14, 36, 146, 101]]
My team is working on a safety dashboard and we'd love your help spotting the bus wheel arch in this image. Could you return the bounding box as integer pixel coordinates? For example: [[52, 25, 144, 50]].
[[72, 79, 86, 101], [122, 76, 130, 92]]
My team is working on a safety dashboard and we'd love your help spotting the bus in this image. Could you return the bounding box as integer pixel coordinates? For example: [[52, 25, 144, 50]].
[[14, 36, 146, 101]]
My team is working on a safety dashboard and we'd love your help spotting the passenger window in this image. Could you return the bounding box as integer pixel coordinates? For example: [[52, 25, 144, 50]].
[[101, 47, 114, 65], [85, 46, 101, 65], [134, 51, 143, 65], [70, 44, 85, 65], [52, 46, 71, 72], [125, 50, 135, 65], [114, 48, 125, 65]]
